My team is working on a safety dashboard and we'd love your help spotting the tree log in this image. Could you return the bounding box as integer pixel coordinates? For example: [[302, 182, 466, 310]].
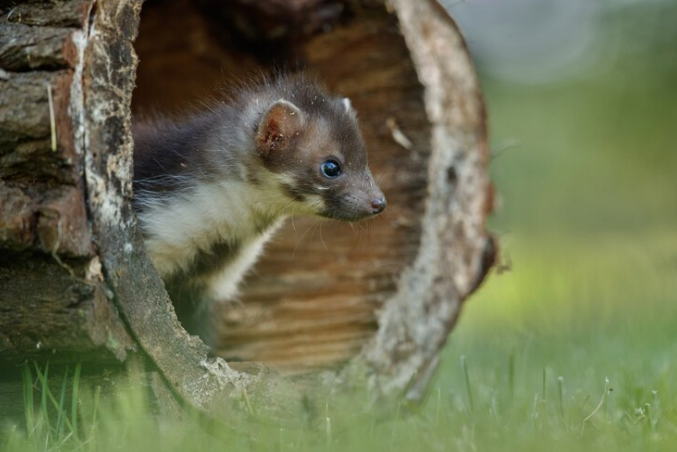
[[0, 0, 134, 369], [0, 0, 494, 416]]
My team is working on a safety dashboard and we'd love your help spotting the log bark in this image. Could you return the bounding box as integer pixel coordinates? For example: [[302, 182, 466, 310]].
[[0, 0, 494, 417], [0, 0, 134, 368]]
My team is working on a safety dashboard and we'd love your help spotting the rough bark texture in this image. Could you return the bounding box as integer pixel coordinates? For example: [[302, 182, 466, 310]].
[[0, 0, 135, 368], [361, 0, 494, 399], [0, 0, 493, 417]]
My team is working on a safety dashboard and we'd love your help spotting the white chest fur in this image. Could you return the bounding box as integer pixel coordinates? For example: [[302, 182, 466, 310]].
[[203, 219, 283, 302], [137, 179, 287, 304]]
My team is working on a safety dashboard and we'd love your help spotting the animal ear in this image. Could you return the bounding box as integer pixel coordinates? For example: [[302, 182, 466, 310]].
[[256, 99, 304, 157], [342, 97, 352, 112], [342, 97, 356, 118]]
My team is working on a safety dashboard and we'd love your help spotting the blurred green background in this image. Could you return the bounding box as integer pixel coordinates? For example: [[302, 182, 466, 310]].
[[449, 0, 677, 382], [450, 0, 677, 352], [436, 0, 677, 449]]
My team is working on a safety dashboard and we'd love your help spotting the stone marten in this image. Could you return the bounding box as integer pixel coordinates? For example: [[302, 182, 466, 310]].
[[132, 74, 386, 340]]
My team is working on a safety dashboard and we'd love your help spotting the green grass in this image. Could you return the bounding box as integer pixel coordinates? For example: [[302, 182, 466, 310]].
[[4, 11, 677, 451], [5, 275, 677, 452], [5, 364, 85, 452]]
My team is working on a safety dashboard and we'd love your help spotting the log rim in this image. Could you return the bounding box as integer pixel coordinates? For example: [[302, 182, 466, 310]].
[[349, 0, 493, 401]]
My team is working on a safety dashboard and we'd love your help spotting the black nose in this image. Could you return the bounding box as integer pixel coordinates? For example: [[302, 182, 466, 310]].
[[371, 197, 387, 214]]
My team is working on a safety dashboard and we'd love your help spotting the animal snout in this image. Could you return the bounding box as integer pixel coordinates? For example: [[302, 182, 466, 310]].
[[371, 197, 387, 214]]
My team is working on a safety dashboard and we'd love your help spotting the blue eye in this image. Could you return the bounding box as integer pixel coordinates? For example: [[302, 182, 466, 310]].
[[320, 159, 341, 179]]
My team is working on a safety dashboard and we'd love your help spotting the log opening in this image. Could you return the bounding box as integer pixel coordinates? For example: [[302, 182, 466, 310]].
[[133, 0, 432, 375]]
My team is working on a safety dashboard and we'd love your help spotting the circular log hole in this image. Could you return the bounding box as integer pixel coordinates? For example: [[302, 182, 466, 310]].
[[131, 0, 492, 400], [133, 0, 430, 375]]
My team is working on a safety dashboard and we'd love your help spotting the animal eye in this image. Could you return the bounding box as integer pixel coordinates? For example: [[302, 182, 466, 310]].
[[320, 159, 341, 179]]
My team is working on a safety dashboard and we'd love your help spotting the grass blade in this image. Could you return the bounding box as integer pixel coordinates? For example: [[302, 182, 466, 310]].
[[557, 376, 565, 420], [461, 355, 474, 412], [34, 362, 52, 433], [508, 354, 515, 404], [22, 364, 35, 436], [72, 363, 82, 439], [55, 366, 70, 440], [46, 84, 57, 152], [542, 367, 547, 402]]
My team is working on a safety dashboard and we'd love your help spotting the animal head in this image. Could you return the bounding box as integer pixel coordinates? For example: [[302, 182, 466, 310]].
[[252, 81, 386, 222]]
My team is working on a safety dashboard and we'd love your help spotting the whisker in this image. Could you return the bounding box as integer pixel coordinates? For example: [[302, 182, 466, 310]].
[[306, 220, 321, 257], [292, 220, 317, 260], [319, 220, 328, 251], [290, 205, 298, 233], [270, 198, 297, 219]]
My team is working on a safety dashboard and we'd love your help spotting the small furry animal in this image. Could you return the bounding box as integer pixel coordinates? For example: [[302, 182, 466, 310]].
[[133, 74, 386, 339]]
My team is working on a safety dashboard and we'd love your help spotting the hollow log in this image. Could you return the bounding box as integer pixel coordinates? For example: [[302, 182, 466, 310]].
[[0, 0, 494, 416]]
